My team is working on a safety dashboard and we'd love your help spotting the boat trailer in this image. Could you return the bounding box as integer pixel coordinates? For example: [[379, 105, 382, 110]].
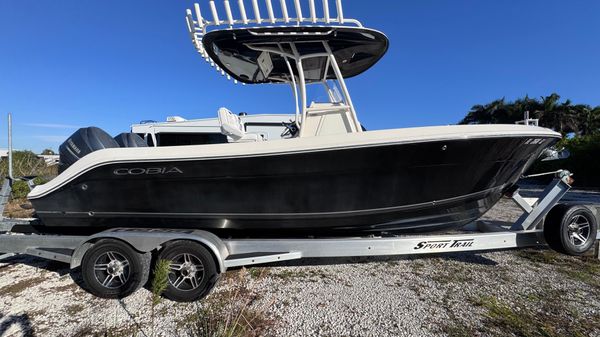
[[0, 171, 598, 301]]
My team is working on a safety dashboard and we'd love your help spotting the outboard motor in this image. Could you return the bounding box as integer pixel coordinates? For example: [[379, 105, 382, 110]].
[[114, 133, 148, 148], [58, 127, 119, 173]]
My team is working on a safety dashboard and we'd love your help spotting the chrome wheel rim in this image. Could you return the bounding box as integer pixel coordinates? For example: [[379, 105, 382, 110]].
[[93, 251, 130, 289], [567, 214, 591, 247], [168, 253, 205, 291]]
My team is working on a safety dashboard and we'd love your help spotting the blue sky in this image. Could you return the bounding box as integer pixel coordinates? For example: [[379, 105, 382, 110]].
[[1, 1, 599, 152]]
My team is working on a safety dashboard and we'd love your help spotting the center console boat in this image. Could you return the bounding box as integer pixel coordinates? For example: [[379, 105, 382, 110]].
[[27, 0, 561, 236]]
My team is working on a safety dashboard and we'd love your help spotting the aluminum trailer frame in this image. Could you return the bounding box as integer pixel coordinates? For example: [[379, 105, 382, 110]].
[[1, 171, 598, 273]]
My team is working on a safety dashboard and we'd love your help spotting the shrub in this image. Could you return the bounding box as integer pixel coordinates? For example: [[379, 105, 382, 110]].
[[10, 180, 30, 200], [9, 176, 51, 200], [0, 150, 58, 179], [151, 259, 171, 306], [529, 134, 600, 188]]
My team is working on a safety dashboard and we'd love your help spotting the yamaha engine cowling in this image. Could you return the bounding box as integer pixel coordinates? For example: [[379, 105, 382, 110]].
[[114, 133, 148, 148], [58, 127, 119, 173]]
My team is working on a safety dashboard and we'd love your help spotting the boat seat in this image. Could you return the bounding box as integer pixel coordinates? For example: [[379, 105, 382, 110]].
[[217, 107, 264, 142]]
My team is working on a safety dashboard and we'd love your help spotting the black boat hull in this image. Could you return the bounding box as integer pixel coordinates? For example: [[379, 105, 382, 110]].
[[30, 135, 557, 236]]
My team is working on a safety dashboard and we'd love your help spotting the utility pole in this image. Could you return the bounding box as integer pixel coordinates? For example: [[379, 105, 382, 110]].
[[8, 113, 13, 182]]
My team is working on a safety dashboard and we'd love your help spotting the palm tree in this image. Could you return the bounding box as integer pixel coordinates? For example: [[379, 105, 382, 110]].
[[460, 98, 512, 124], [460, 93, 600, 136], [579, 106, 600, 136]]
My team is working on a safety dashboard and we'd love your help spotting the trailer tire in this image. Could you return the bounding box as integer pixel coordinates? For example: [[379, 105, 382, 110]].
[[157, 240, 218, 302], [81, 239, 151, 299], [544, 204, 598, 255]]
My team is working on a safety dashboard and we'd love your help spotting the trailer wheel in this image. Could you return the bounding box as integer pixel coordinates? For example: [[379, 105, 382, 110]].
[[81, 239, 150, 299], [544, 204, 598, 255], [157, 240, 218, 302]]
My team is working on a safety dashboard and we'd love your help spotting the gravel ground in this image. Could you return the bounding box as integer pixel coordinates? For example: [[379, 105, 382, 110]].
[[0, 189, 599, 337]]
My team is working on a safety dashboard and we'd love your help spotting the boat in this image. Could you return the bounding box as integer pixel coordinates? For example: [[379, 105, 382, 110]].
[[27, 0, 561, 236]]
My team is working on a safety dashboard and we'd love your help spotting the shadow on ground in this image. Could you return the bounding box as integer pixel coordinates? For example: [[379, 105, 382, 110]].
[[229, 250, 499, 271], [0, 313, 34, 337]]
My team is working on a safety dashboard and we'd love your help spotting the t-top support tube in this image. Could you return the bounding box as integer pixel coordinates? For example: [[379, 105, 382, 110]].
[[243, 40, 362, 135], [322, 43, 362, 132], [290, 44, 308, 136], [283, 56, 300, 124]]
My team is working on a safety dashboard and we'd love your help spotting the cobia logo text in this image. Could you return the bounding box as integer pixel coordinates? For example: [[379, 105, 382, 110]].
[[113, 167, 184, 175]]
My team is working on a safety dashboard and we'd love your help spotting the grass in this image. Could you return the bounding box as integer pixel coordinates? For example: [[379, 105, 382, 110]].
[[271, 268, 336, 282], [472, 295, 554, 337], [436, 249, 600, 337], [150, 259, 171, 337], [247, 267, 270, 279], [468, 294, 600, 337], [440, 293, 477, 337], [183, 268, 275, 337], [442, 322, 476, 337], [429, 263, 471, 285], [3, 198, 35, 218], [0, 275, 47, 296], [72, 325, 140, 337], [65, 304, 86, 316], [516, 248, 600, 289], [151, 259, 171, 306]]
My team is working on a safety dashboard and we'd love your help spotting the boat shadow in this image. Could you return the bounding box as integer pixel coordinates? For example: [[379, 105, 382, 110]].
[[0, 313, 34, 337], [0, 254, 86, 298], [0, 254, 71, 276]]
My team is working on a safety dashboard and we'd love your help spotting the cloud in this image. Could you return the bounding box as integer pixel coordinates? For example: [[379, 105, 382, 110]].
[[33, 135, 68, 143], [24, 123, 81, 129]]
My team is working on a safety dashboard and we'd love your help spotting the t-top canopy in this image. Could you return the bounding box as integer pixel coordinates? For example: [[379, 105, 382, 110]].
[[202, 26, 389, 84]]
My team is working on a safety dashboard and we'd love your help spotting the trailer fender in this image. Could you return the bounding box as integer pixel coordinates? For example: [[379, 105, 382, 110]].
[[70, 229, 229, 273]]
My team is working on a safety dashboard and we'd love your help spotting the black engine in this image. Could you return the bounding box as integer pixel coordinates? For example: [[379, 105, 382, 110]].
[[59, 128, 149, 173], [114, 132, 147, 148], [58, 127, 119, 173]]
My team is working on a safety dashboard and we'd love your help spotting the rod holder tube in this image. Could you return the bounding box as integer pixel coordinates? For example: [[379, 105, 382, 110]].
[[209, 0, 221, 25], [194, 3, 204, 28], [185, 10, 195, 34], [266, 0, 276, 23], [224, 0, 235, 25], [238, 0, 249, 24], [252, 0, 262, 24], [280, 0, 290, 23], [335, 0, 343, 23], [322, 0, 330, 23], [309, 0, 317, 23], [293, 0, 303, 24]]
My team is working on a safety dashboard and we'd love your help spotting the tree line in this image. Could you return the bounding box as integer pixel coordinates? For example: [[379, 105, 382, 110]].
[[459, 93, 600, 136], [458, 93, 599, 187]]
